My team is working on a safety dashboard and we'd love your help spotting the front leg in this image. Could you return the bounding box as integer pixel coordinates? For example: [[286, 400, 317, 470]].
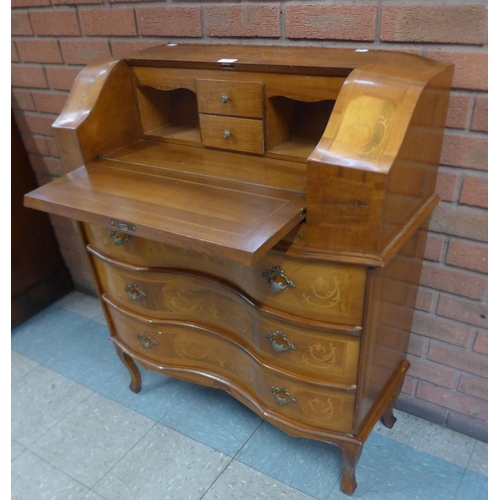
[[114, 344, 142, 393], [340, 441, 363, 496]]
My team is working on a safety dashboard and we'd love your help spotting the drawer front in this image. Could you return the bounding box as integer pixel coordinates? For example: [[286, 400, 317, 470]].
[[200, 114, 264, 154], [85, 223, 366, 326], [196, 80, 263, 118], [107, 302, 355, 433], [93, 257, 360, 384]]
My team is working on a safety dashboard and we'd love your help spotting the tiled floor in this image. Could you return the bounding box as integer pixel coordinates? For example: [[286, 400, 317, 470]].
[[12, 291, 488, 500]]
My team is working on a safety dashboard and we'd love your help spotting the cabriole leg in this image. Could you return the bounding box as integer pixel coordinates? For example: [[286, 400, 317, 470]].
[[114, 345, 141, 393], [340, 441, 363, 496]]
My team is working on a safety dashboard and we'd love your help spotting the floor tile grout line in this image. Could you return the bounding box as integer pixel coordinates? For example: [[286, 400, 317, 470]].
[[198, 456, 236, 500]]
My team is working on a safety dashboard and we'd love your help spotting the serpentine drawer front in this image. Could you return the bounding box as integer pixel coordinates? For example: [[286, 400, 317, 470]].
[[23, 44, 452, 496]]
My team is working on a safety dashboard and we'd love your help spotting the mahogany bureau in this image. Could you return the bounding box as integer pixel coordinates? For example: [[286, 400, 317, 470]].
[[24, 44, 452, 495]]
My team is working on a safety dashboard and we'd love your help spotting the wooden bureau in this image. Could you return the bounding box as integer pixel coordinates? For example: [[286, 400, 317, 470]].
[[24, 44, 452, 495]]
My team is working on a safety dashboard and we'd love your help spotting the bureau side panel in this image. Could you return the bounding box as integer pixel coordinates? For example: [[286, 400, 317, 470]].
[[353, 218, 429, 435]]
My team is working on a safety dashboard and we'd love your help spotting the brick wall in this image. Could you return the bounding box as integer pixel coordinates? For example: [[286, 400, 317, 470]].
[[11, 1, 488, 441]]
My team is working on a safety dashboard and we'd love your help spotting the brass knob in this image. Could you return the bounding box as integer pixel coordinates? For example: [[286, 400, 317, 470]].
[[220, 93, 229, 103], [270, 386, 296, 406], [109, 230, 133, 246], [223, 129, 231, 139], [262, 267, 295, 293], [266, 331, 296, 353], [125, 283, 147, 301]]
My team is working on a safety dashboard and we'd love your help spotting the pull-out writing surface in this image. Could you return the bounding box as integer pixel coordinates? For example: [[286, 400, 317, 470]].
[[24, 145, 306, 266]]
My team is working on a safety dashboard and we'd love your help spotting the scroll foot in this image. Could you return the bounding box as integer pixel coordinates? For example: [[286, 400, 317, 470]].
[[381, 408, 397, 429], [114, 345, 141, 393], [340, 441, 363, 496]]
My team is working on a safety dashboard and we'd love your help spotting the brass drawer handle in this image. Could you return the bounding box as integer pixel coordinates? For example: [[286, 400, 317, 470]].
[[125, 283, 147, 301], [220, 93, 229, 103], [222, 129, 231, 139], [138, 332, 158, 349], [262, 267, 295, 293], [266, 331, 296, 353], [270, 386, 296, 406], [109, 230, 133, 246]]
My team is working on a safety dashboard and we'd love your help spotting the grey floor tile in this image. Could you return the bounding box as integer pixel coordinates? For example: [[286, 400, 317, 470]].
[[12, 449, 89, 500], [56, 291, 106, 324], [12, 364, 92, 446], [468, 440, 488, 476], [97, 363, 194, 421], [94, 423, 231, 500], [11, 439, 25, 462], [204, 460, 318, 500], [160, 384, 262, 456], [82, 492, 107, 500], [11, 350, 40, 384], [236, 421, 343, 500], [455, 469, 488, 499], [373, 409, 476, 468], [29, 392, 156, 488], [327, 432, 464, 500]]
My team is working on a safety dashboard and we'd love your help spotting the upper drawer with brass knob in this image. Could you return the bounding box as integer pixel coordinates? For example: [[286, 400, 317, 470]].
[[196, 80, 263, 118]]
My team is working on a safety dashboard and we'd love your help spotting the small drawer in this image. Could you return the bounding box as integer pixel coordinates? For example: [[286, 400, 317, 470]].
[[106, 301, 355, 433], [200, 114, 264, 154], [196, 80, 263, 118]]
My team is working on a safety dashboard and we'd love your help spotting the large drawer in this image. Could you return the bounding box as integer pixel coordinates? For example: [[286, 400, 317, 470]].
[[106, 300, 355, 434], [92, 254, 361, 384], [85, 224, 366, 326]]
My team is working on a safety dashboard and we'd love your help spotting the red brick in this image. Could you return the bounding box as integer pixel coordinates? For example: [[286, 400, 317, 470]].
[[136, 7, 201, 37], [471, 96, 487, 132], [54, 227, 84, 250], [30, 9, 80, 36], [12, 42, 20, 62], [111, 40, 162, 57], [412, 312, 471, 347], [53, 0, 102, 4], [34, 173, 57, 187], [79, 8, 136, 36], [60, 40, 111, 65], [446, 240, 487, 274], [420, 262, 486, 300], [430, 203, 487, 242], [437, 295, 487, 329], [32, 92, 68, 114], [46, 137, 61, 157], [66, 260, 94, 283], [424, 234, 445, 262], [16, 112, 55, 136], [458, 374, 487, 401], [29, 155, 64, 176], [46, 66, 81, 91], [109, 0, 162, 2], [445, 94, 471, 130], [12, 0, 50, 6], [407, 357, 457, 388], [16, 39, 62, 64], [12, 65, 48, 88], [21, 134, 49, 156], [12, 11, 33, 36], [401, 376, 416, 395], [435, 170, 458, 202], [381, 5, 486, 45], [60, 247, 84, 266], [286, 4, 377, 41], [440, 133, 487, 171], [205, 5, 280, 38], [428, 342, 487, 378], [12, 89, 35, 111], [473, 332, 487, 355], [428, 50, 487, 91], [460, 176, 487, 209], [407, 333, 427, 357], [415, 288, 435, 312], [416, 383, 487, 420]]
